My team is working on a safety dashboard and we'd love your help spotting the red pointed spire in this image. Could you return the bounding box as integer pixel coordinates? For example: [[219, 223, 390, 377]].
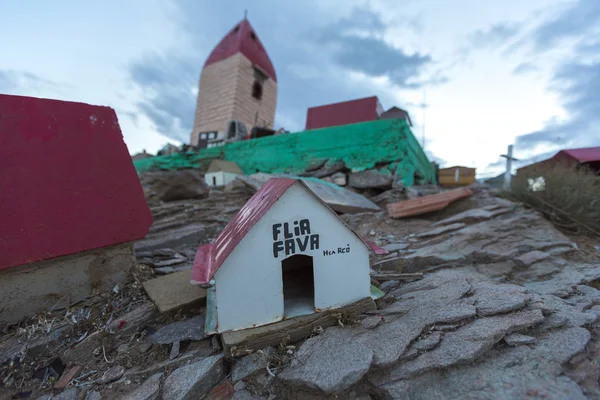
[[204, 18, 277, 82]]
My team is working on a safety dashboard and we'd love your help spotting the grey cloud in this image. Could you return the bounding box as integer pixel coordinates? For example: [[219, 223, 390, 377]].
[[0, 70, 64, 94], [331, 35, 432, 88], [468, 22, 520, 48], [513, 0, 600, 157], [512, 62, 538, 76], [128, 53, 200, 142], [532, 0, 600, 51], [320, 7, 436, 88]]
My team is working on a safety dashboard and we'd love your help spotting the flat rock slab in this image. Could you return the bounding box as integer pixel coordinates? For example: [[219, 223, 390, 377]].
[[505, 333, 536, 346], [348, 170, 392, 190], [237, 173, 380, 214], [514, 250, 550, 267], [376, 327, 590, 400], [388, 309, 544, 380], [222, 297, 376, 357], [416, 223, 466, 238], [279, 327, 374, 393], [143, 270, 206, 313], [470, 281, 531, 316], [411, 331, 442, 351], [151, 316, 207, 344], [121, 372, 163, 400], [162, 354, 225, 400], [432, 207, 510, 227]]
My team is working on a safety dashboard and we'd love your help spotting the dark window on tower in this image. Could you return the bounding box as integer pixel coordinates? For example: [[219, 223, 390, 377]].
[[252, 81, 263, 100], [250, 31, 257, 40], [252, 67, 268, 100]]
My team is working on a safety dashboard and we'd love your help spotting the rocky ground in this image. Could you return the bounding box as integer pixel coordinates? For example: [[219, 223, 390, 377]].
[[1, 172, 599, 400]]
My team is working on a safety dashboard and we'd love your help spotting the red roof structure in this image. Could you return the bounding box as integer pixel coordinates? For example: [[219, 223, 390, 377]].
[[204, 18, 277, 82], [517, 146, 600, 175], [0, 94, 153, 271], [191, 178, 387, 285], [305, 96, 384, 130], [561, 147, 600, 163]]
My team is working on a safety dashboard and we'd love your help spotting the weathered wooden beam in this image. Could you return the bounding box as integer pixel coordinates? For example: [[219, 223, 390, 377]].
[[370, 272, 424, 281], [221, 297, 376, 357]]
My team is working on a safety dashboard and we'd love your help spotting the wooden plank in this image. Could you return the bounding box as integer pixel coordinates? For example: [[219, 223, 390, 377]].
[[387, 188, 472, 218], [371, 272, 424, 281], [221, 297, 377, 357], [143, 269, 206, 313]]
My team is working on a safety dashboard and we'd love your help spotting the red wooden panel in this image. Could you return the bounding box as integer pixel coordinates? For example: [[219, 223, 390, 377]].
[[0, 94, 153, 271]]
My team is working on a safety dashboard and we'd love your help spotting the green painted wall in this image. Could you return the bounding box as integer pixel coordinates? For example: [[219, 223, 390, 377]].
[[134, 118, 436, 186]]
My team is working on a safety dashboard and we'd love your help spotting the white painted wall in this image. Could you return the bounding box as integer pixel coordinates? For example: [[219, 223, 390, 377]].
[[213, 182, 371, 332], [205, 171, 239, 187]]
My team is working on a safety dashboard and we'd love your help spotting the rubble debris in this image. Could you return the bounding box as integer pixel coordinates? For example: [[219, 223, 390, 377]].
[[348, 170, 393, 190], [54, 365, 83, 390], [301, 160, 346, 178], [161, 354, 225, 400], [99, 365, 125, 384], [387, 188, 473, 218], [120, 372, 162, 400], [53, 388, 79, 400], [143, 270, 206, 313], [360, 316, 383, 330], [150, 169, 209, 202], [124, 350, 205, 381], [207, 380, 236, 400], [151, 316, 207, 345], [372, 189, 406, 207], [232, 347, 275, 383], [63, 303, 155, 364], [170, 341, 181, 360], [85, 391, 102, 400], [382, 242, 409, 252], [322, 172, 347, 186]]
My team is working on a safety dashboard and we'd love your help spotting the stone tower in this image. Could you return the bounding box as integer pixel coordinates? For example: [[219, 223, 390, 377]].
[[190, 18, 277, 148]]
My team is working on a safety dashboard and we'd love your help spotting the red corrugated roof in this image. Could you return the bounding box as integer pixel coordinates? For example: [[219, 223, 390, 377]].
[[191, 178, 387, 285], [305, 96, 382, 130], [560, 147, 600, 163], [204, 18, 277, 82]]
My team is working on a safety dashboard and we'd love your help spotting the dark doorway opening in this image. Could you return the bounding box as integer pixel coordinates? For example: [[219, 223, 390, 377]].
[[212, 176, 217, 186], [281, 254, 315, 318]]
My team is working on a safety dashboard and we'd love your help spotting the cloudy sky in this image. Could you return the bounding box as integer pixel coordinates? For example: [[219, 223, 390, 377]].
[[2, 0, 599, 178]]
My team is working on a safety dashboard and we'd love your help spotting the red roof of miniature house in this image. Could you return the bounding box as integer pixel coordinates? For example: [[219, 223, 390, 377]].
[[191, 178, 387, 285], [204, 18, 277, 82], [560, 147, 600, 163], [305, 96, 383, 130], [0, 94, 153, 271]]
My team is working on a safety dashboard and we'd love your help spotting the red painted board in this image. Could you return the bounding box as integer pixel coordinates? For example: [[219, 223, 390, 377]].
[[0, 94, 153, 271]]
